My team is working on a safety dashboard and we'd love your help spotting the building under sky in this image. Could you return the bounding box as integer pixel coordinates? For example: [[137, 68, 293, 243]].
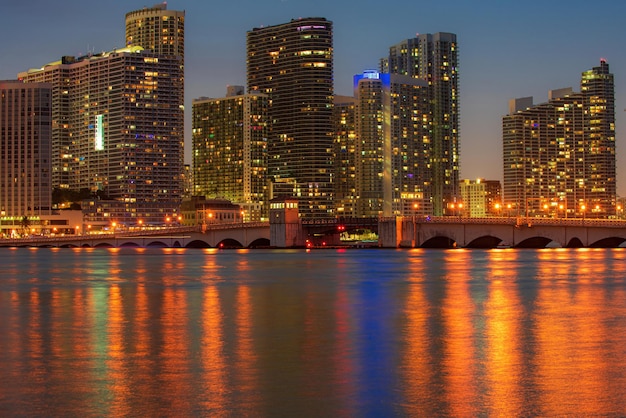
[[192, 87, 269, 222], [125, 3, 185, 65], [381, 33, 460, 216], [0, 81, 53, 217], [19, 47, 185, 224], [503, 60, 616, 219], [352, 71, 431, 218], [18, 3, 186, 225], [247, 17, 334, 219]]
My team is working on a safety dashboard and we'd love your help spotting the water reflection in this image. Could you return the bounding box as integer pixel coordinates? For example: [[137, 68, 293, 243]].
[[1, 248, 626, 416]]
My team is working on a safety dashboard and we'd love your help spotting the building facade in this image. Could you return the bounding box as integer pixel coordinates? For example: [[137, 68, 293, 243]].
[[192, 88, 269, 222], [125, 3, 185, 65], [460, 179, 502, 217], [0, 81, 53, 218], [247, 18, 334, 218], [332, 95, 357, 218], [381, 33, 460, 216], [502, 60, 615, 218], [20, 46, 184, 224], [353, 71, 431, 217]]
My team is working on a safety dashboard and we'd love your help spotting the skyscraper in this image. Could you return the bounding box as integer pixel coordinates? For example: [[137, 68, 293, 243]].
[[20, 47, 184, 224], [0, 81, 53, 217], [332, 95, 357, 218], [247, 18, 334, 218], [192, 87, 269, 222], [381, 33, 460, 216], [353, 71, 431, 217], [125, 3, 185, 64], [502, 60, 615, 218]]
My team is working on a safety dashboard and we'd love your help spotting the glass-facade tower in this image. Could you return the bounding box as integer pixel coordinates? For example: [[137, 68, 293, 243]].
[[381, 33, 460, 216], [247, 18, 334, 218]]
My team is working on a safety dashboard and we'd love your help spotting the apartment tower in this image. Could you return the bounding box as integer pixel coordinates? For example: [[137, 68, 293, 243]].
[[192, 87, 270, 222], [353, 71, 431, 217], [381, 33, 460, 216], [332, 95, 357, 217], [125, 3, 185, 64], [0, 81, 53, 217], [20, 47, 184, 224], [247, 18, 334, 218], [502, 60, 615, 218]]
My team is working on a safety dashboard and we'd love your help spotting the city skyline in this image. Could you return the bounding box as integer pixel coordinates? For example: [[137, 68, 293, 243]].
[[2, 0, 626, 194]]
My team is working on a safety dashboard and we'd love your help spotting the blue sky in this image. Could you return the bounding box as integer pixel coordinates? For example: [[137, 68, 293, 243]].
[[2, 0, 625, 193]]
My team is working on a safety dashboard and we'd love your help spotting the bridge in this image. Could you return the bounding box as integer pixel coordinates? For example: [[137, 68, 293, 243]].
[[379, 216, 626, 248], [0, 223, 271, 249], [3, 217, 626, 249]]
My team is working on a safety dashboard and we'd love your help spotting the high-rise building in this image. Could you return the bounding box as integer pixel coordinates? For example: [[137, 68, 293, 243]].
[[192, 87, 269, 222], [502, 60, 615, 218], [11, 59, 73, 190], [0, 81, 53, 217], [247, 18, 334, 218], [19, 46, 184, 224], [381, 33, 460, 216], [125, 3, 185, 64], [332, 95, 357, 218], [353, 71, 431, 217]]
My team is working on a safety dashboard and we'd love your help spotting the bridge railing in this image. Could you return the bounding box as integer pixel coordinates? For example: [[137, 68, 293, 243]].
[[384, 215, 626, 228], [0, 222, 272, 246]]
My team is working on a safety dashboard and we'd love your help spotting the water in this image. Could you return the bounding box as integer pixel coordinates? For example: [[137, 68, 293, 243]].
[[1, 247, 626, 417]]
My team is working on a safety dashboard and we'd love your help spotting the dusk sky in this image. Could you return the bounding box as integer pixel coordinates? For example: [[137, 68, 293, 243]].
[[2, 0, 625, 194]]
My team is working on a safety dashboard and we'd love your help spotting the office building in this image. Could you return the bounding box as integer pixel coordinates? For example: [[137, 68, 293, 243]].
[[0, 81, 53, 218], [353, 71, 431, 217], [502, 60, 615, 218], [381, 33, 460, 216], [19, 46, 184, 224], [247, 18, 334, 218], [192, 88, 269, 222]]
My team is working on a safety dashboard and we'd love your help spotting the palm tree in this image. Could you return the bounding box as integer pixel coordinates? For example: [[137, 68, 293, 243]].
[[21, 216, 31, 236]]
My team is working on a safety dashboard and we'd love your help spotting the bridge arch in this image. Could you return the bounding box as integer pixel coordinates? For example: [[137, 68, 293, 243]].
[[514, 236, 552, 248], [421, 235, 456, 248], [466, 235, 503, 249], [186, 239, 211, 248], [146, 241, 168, 248], [217, 238, 244, 249], [120, 242, 140, 247], [566, 237, 584, 248], [248, 237, 271, 248], [590, 237, 626, 248]]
